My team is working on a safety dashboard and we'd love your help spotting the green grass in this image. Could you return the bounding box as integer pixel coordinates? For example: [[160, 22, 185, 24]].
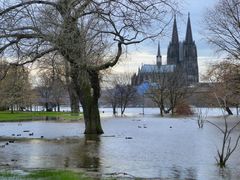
[[0, 111, 82, 122], [0, 169, 93, 180], [26, 169, 93, 180], [0, 171, 15, 178]]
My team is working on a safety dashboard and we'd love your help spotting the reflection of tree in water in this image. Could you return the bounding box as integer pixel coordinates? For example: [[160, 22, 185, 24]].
[[0, 136, 101, 172], [169, 166, 197, 180], [64, 135, 101, 172], [64, 156, 70, 168], [218, 167, 233, 180], [80, 135, 101, 171]]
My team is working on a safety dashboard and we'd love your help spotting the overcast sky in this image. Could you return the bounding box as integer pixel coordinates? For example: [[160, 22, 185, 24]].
[[112, 0, 220, 80]]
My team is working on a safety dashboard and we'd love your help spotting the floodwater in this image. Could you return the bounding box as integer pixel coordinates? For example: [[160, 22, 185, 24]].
[[0, 108, 240, 179]]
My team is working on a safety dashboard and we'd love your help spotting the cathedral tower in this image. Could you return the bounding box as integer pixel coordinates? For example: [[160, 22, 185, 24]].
[[182, 13, 199, 84], [156, 42, 162, 67], [167, 15, 179, 65], [131, 13, 199, 86]]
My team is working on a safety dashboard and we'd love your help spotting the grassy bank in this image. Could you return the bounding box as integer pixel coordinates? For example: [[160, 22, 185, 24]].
[[0, 111, 82, 122], [0, 169, 93, 180]]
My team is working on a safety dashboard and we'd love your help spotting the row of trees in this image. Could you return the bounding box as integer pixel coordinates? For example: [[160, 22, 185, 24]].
[[0, 61, 33, 112], [103, 68, 192, 117], [37, 70, 66, 112], [143, 62, 240, 117], [0, 0, 177, 134], [0, 59, 68, 112]]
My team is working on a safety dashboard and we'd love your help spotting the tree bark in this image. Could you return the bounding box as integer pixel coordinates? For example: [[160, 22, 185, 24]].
[[69, 87, 80, 114], [57, 103, 60, 112], [70, 64, 103, 134], [236, 105, 239, 116], [45, 102, 49, 112], [65, 60, 80, 114], [10, 105, 14, 114], [112, 104, 117, 115], [160, 104, 164, 117], [225, 107, 233, 115], [81, 94, 103, 134]]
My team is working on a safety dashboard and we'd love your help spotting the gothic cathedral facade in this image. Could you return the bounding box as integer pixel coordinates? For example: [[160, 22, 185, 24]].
[[132, 14, 199, 86]]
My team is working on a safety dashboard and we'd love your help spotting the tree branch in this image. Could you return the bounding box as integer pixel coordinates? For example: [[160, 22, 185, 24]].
[[0, 1, 58, 16], [10, 47, 57, 66]]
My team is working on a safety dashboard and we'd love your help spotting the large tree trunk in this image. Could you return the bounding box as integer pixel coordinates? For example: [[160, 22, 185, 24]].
[[236, 105, 239, 116], [45, 102, 49, 112], [160, 104, 164, 117], [80, 71, 103, 134], [112, 103, 117, 115], [57, 103, 60, 112], [225, 106, 233, 115], [70, 64, 103, 134], [69, 87, 80, 114], [10, 104, 14, 114], [65, 60, 80, 114], [81, 94, 103, 134]]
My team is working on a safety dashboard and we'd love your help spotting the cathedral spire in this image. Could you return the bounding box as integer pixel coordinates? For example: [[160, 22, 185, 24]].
[[157, 41, 161, 57], [171, 14, 179, 44], [185, 12, 193, 43], [156, 41, 162, 66]]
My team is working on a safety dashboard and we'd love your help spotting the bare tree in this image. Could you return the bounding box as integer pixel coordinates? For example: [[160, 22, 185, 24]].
[[37, 53, 80, 114], [51, 76, 66, 112], [148, 67, 190, 116], [207, 93, 240, 168], [196, 108, 208, 128], [148, 69, 169, 116], [38, 56, 68, 112], [204, 0, 240, 60], [166, 67, 191, 115], [37, 71, 54, 111], [116, 84, 137, 116], [205, 61, 240, 115], [64, 60, 80, 115], [104, 74, 137, 116], [202, 61, 240, 167], [0, 63, 33, 113], [0, 59, 10, 81], [0, 0, 177, 134], [202, 0, 240, 165], [104, 87, 118, 115]]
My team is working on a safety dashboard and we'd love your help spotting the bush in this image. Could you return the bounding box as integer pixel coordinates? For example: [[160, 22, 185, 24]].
[[175, 100, 193, 115]]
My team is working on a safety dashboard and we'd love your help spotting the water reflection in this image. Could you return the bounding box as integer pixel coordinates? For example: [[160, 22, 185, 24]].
[[75, 135, 101, 171], [0, 137, 101, 175], [218, 167, 233, 179], [169, 166, 197, 180], [0, 112, 240, 179], [64, 156, 70, 168], [32, 116, 60, 121]]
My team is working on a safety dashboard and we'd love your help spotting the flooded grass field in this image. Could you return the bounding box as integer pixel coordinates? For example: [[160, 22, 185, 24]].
[[0, 108, 240, 179]]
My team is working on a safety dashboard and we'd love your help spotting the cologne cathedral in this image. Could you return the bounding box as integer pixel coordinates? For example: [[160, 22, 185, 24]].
[[131, 14, 199, 86]]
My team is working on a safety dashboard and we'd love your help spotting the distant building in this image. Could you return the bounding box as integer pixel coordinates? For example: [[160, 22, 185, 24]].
[[132, 13, 199, 86]]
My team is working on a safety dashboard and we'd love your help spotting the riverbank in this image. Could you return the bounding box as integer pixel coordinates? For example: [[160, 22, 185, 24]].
[[0, 111, 82, 122]]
